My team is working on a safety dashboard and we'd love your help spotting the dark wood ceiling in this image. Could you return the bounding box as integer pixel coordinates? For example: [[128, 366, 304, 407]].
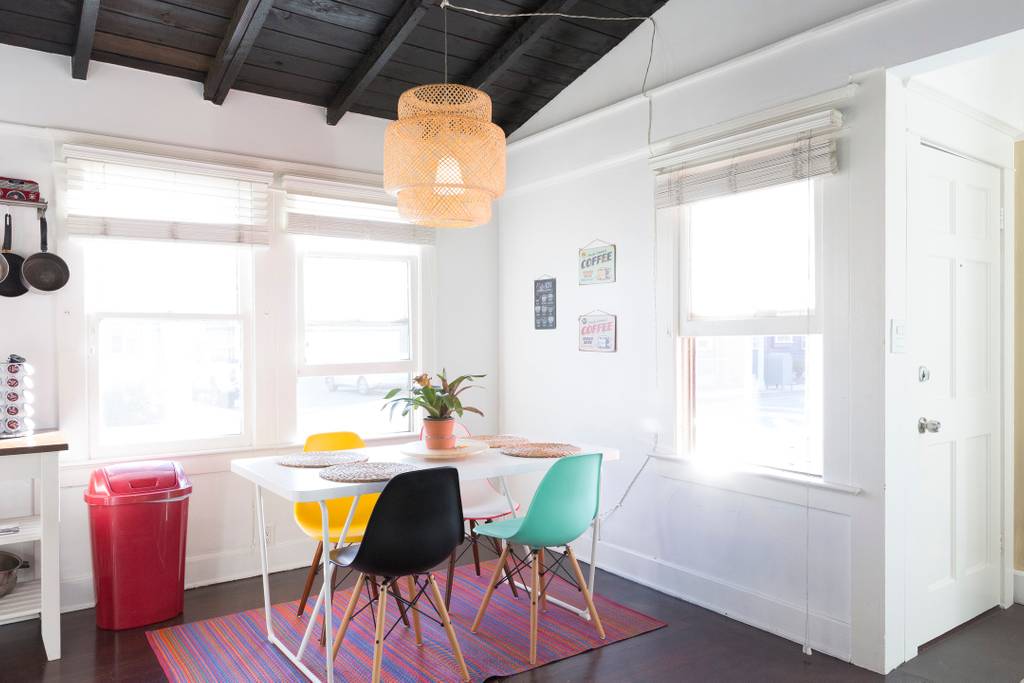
[[0, 0, 667, 134]]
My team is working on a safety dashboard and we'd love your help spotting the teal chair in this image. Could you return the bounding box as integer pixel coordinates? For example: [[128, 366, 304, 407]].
[[470, 452, 605, 664]]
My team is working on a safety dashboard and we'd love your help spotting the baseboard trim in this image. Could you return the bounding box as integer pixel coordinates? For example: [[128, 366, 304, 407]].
[[1014, 570, 1024, 605], [573, 534, 852, 662], [59, 539, 315, 614]]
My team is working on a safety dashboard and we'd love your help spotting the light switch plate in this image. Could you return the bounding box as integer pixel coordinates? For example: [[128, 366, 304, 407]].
[[890, 318, 907, 353]]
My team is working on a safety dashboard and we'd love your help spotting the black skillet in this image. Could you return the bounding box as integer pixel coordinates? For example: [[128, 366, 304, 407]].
[[21, 217, 69, 294], [0, 214, 27, 298]]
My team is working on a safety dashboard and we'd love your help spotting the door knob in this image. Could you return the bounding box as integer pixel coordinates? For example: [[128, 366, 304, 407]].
[[918, 418, 941, 434]]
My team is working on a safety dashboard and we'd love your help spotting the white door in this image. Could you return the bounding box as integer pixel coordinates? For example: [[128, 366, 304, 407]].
[[906, 142, 1003, 650]]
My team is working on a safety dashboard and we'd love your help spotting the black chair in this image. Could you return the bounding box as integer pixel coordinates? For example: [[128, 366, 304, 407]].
[[328, 466, 470, 683]]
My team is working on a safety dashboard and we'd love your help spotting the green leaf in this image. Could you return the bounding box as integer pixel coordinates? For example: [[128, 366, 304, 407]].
[[461, 406, 484, 417], [383, 387, 402, 400]]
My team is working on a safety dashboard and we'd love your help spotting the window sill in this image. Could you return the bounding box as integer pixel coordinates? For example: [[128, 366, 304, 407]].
[[59, 432, 419, 483], [651, 452, 861, 497]]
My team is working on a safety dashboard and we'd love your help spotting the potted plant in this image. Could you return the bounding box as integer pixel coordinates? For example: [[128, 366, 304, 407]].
[[383, 371, 484, 449]]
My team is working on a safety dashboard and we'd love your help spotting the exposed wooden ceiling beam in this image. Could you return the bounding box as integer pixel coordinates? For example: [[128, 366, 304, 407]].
[[326, 0, 431, 126], [72, 0, 101, 80], [204, 0, 274, 105], [465, 0, 581, 90]]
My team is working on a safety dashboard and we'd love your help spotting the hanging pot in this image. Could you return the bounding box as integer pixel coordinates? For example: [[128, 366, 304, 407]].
[[0, 214, 27, 298], [21, 217, 69, 294]]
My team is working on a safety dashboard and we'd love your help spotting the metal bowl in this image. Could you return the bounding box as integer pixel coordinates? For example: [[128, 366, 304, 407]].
[[0, 550, 24, 599]]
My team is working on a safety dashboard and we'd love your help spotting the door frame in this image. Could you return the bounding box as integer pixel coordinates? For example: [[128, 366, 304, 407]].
[[897, 86, 1017, 665]]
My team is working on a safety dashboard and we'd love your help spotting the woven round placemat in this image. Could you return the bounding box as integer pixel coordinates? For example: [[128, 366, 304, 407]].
[[318, 461, 420, 483], [473, 434, 528, 448], [277, 451, 368, 468], [500, 442, 582, 458]]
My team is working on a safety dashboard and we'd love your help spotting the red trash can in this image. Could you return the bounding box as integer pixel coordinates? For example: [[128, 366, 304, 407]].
[[84, 460, 192, 630]]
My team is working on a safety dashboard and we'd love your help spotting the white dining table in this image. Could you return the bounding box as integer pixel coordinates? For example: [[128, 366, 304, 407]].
[[231, 443, 619, 683]]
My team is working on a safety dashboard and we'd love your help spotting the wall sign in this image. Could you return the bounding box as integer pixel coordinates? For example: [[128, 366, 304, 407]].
[[578, 241, 616, 285], [579, 312, 616, 352], [534, 277, 556, 329]]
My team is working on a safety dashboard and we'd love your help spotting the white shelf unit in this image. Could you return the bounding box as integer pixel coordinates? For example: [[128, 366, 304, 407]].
[[0, 437, 64, 661]]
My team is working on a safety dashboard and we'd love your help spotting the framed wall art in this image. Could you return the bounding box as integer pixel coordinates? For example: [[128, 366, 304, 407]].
[[534, 277, 556, 329], [579, 311, 616, 352]]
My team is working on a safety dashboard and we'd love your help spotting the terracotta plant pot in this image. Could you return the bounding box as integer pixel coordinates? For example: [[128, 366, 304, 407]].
[[423, 417, 457, 450]]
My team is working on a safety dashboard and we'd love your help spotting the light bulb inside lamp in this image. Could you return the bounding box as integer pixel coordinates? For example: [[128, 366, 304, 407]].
[[433, 155, 465, 196]]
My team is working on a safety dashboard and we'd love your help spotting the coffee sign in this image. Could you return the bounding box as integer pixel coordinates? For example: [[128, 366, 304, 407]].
[[578, 244, 616, 285], [579, 313, 616, 352]]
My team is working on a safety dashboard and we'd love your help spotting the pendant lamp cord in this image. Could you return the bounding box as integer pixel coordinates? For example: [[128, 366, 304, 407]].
[[439, 1, 658, 142], [437, 0, 661, 539]]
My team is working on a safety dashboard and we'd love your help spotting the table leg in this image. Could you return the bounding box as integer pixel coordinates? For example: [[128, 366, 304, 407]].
[[499, 476, 516, 518], [255, 485, 274, 638], [298, 495, 360, 662], [319, 501, 335, 683], [254, 486, 345, 682]]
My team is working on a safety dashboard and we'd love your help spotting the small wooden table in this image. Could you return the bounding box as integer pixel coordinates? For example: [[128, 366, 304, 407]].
[[232, 443, 618, 683], [0, 431, 66, 661]]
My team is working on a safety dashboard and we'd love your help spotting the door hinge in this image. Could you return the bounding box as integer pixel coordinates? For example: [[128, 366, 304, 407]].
[[1000, 207, 1005, 231]]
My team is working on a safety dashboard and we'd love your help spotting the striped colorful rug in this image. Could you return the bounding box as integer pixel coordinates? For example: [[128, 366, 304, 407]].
[[147, 559, 665, 681]]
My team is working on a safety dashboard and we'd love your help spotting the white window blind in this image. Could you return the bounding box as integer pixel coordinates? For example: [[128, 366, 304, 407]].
[[282, 174, 435, 246], [63, 145, 273, 244], [653, 110, 841, 209]]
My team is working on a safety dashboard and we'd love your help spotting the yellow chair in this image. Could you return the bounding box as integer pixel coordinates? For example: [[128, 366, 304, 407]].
[[294, 432, 379, 618]]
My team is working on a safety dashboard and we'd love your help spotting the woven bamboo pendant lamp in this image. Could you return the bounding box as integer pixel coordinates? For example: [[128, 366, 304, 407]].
[[384, 83, 506, 228]]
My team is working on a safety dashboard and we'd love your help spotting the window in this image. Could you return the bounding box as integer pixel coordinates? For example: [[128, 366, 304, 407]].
[[60, 151, 435, 460], [295, 237, 421, 439], [83, 240, 251, 456], [679, 180, 823, 475]]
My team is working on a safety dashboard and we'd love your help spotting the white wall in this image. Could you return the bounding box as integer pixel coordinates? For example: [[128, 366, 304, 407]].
[[498, 0, 1024, 674], [0, 44, 498, 612]]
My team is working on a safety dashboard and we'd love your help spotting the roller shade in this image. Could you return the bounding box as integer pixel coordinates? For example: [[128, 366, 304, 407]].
[[654, 135, 837, 208], [282, 175, 434, 245], [63, 145, 273, 244]]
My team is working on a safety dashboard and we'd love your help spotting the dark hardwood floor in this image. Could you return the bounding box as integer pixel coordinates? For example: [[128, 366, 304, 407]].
[[3, 548, 1023, 682]]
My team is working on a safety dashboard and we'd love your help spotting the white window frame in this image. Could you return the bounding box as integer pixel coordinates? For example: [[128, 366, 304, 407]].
[[672, 181, 825, 474], [294, 244, 425, 440], [84, 245, 255, 459]]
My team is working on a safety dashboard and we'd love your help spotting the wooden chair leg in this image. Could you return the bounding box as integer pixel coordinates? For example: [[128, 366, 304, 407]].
[[371, 578, 389, 683], [490, 537, 519, 598], [406, 575, 422, 646], [331, 573, 366, 660], [297, 541, 323, 617], [471, 542, 510, 632], [566, 546, 605, 639], [469, 520, 481, 576], [530, 550, 540, 665], [445, 549, 457, 609], [390, 580, 411, 627], [428, 574, 470, 682]]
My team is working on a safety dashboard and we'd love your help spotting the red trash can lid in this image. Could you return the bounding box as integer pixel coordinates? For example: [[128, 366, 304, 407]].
[[84, 460, 192, 506]]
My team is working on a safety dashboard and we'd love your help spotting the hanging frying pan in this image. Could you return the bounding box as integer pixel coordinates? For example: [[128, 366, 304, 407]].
[[0, 233, 7, 285], [21, 217, 69, 294], [0, 214, 27, 298]]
